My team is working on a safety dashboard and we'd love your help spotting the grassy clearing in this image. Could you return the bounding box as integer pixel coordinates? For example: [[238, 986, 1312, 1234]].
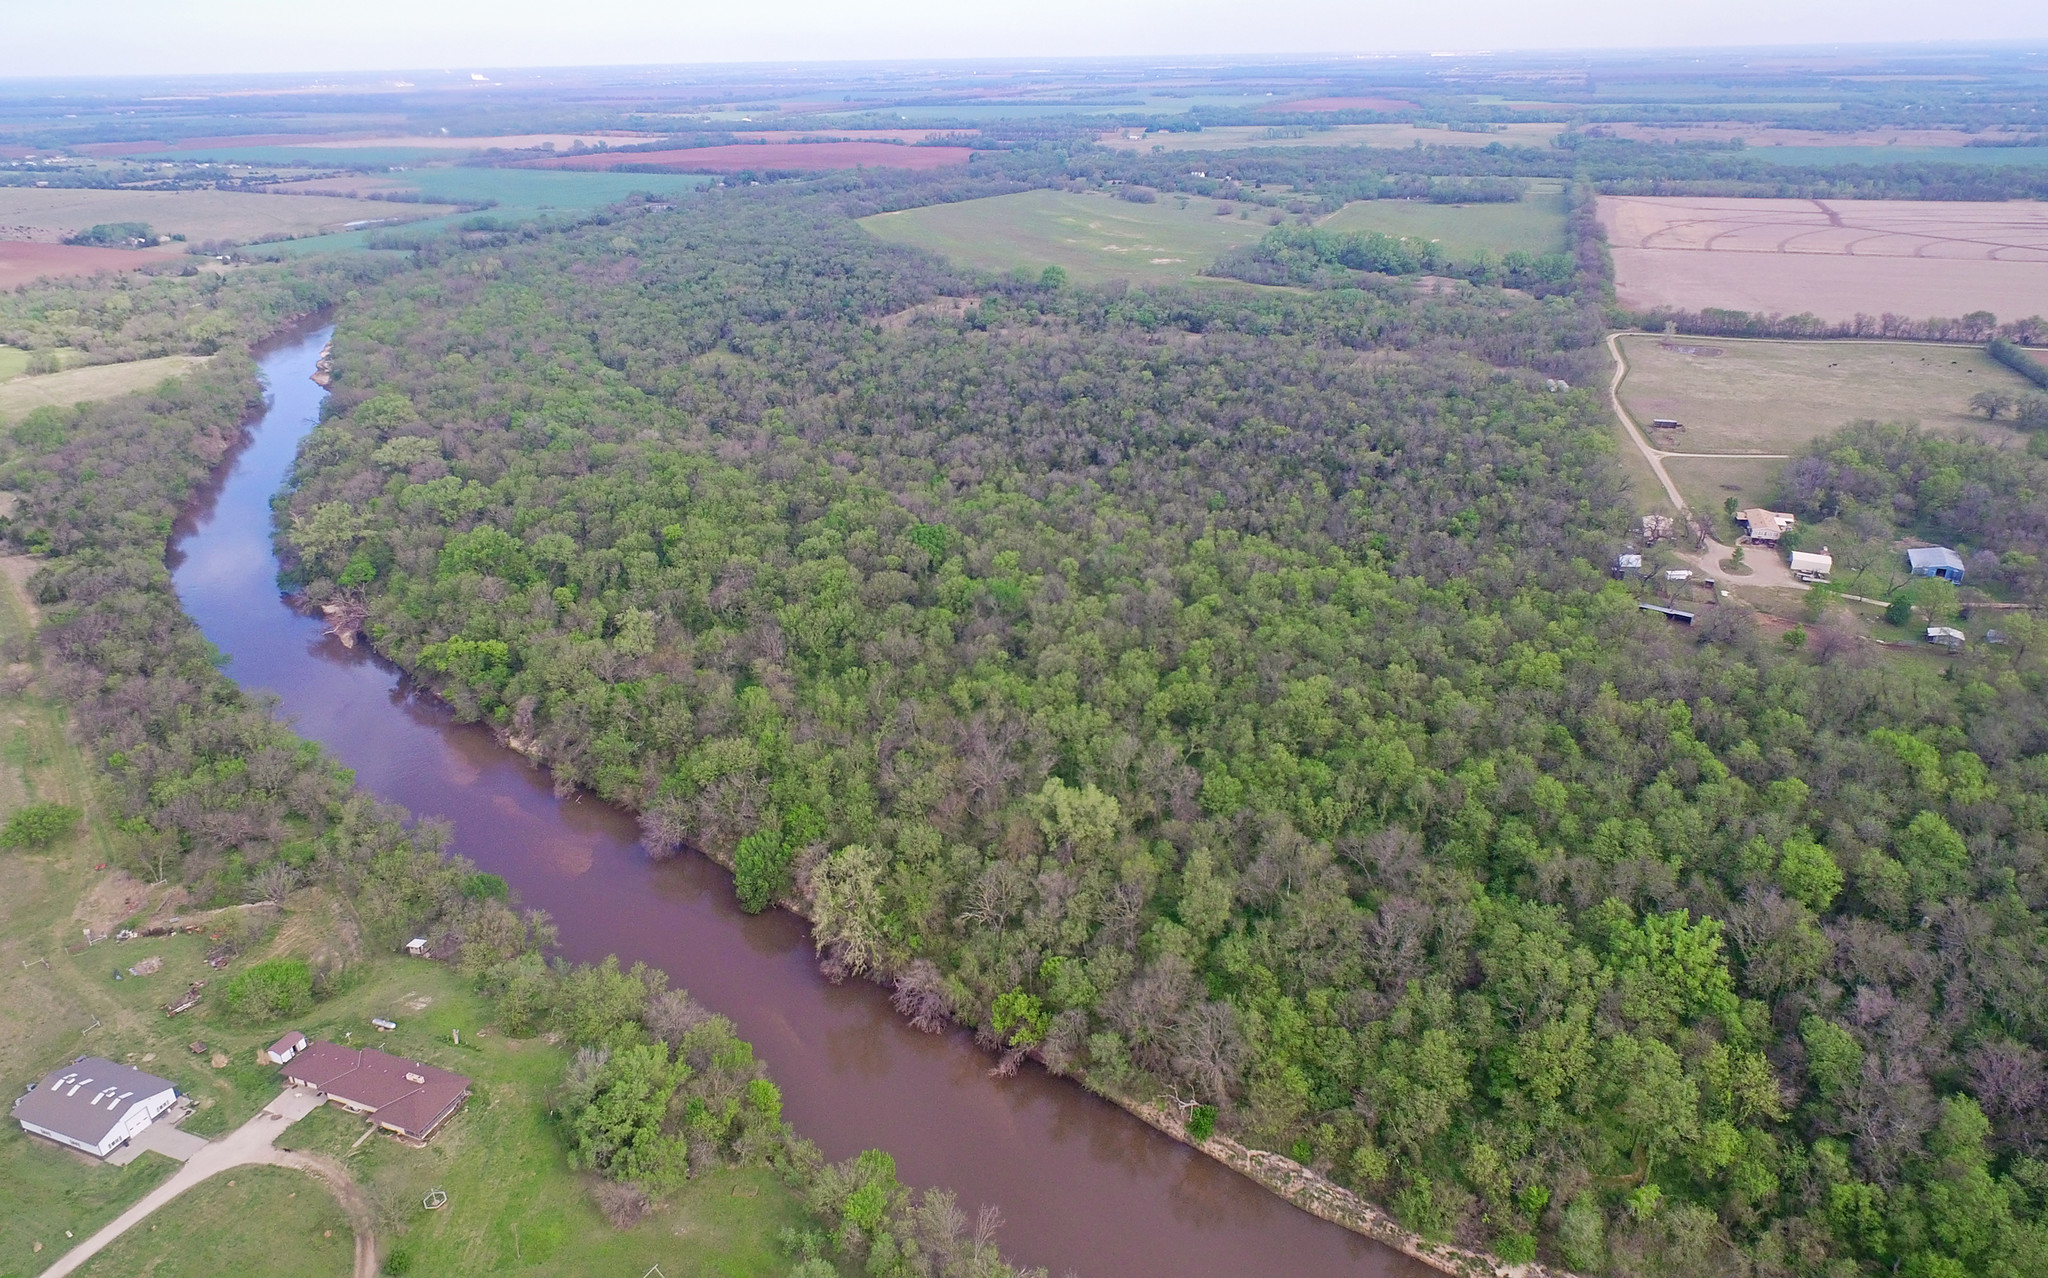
[[1663, 454, 1790, 519], [71, 1165, 353, 1278], [1098, 123, 1563, 152], [859, 188, 1274, 286], [1618, 335, 2036, 455], [1316, 183, 1569, 263], [0, 188, 457, 244], [274, 961, 808, 1277], [0, 348, 29, 382], [0, 356, 210, 422]]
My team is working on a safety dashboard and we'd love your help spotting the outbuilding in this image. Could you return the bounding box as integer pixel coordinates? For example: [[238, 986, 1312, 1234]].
[[267, 1031, 308, 1065], [1927, 626, 1966, 649], [1908, 547, 1966, 583], [1789, 550, 1834, 582], [13, 1057, 177, 1158]]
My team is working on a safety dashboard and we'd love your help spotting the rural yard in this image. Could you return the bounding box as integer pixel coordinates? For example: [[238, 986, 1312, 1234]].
[[1598, 194, 2048, 320]]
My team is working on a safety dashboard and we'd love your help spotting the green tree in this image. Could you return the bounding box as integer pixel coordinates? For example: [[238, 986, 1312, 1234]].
[[564, 1042, 689, 1183], [221, 958, 314, 1021], [0, 802, 81, 849]]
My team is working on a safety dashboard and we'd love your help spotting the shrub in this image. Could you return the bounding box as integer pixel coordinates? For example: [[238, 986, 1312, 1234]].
[[221, 957, 314, 1021], [0, 802, 81, 849]]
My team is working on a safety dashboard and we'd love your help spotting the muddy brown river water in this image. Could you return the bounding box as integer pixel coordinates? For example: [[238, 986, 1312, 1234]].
[[168, 323, 1431, 1278]]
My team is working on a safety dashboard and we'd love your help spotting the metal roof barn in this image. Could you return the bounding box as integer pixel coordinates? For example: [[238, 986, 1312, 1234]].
[[12, 1057, 178, 1157]]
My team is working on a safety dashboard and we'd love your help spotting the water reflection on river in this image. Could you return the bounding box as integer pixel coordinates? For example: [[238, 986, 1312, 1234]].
[[168, 322, 1433, 1278]]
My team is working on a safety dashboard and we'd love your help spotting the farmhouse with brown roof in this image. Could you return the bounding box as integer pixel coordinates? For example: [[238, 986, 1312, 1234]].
[[279, 1041, 470, 1140]]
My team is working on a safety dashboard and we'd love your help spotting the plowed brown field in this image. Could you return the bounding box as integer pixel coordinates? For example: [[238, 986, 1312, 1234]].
[[0, 241, 180, 289], [1598, 195, 2048, 320]]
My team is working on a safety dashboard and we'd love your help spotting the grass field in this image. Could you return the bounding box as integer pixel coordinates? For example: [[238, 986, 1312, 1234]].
[[0, 355, 211, 421], [0, 347, 28, 381], [247, 169, 716, 257], [72, 1166, 353, 1278], [1749, 146, 2048, 167], [1662, 454, 1790, 520], [0, 188, 457, 244], [1097, 123, 1563, 152], [1317, 183, 1568, 263], [860, 188, 1274, 286], [1617, 334, 2035, 454]]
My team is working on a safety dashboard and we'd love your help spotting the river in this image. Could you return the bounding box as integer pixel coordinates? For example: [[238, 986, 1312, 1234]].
[[167, 322, 1431, 1278]]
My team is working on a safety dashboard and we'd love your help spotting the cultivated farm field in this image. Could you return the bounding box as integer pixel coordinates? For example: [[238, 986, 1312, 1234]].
[[0, 240, 181, 289], [1317, 183, 1568, 262], [860, 188, 1274, 286], [1617, 334, 2035, 454], [1598, 195, 2048, 321], [0, 188, 457, 245]]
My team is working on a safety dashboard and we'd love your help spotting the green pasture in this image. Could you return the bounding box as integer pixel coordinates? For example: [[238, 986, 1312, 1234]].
[[859, 188, 1275, 286], [73, 1165, 353, 1278], [1315, 183, 1569, 263], [243, 169, 713, 257], [1749, 145, 2048, 167]]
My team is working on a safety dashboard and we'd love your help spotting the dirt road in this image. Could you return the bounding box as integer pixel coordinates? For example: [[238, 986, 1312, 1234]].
[[39, 1086, 377, 1278]]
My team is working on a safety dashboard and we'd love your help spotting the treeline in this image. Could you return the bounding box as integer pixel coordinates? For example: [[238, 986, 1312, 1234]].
[[1633, 309, 2048, 348], [271, 186, 2048, 1276], [1210, 223, 1576, 294]]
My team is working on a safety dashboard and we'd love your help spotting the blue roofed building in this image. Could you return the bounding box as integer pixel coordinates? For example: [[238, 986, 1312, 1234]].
[[1907, 547, 1965, 583]]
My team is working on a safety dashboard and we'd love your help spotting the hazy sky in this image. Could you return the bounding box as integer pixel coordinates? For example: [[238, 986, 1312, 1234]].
[[4, 0, 2047, 79]]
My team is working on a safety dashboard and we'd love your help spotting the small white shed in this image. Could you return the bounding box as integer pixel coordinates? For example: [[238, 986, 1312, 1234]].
[[267, 1031, 308, 1065]]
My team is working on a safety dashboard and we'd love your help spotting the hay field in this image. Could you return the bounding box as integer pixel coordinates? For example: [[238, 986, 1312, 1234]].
[[0, 355, 209, 419], [860, 189, 1274, 286], [1097, 123, 1562, 152], [1617, 335, 2033, 454], [1317, 184, 1568, 262], [1599, 196, 2048, 321], [0, 188, 457, 244]]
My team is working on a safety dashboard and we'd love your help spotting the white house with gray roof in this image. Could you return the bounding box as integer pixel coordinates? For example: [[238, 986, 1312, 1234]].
[[13, 1057, 177, 1157]]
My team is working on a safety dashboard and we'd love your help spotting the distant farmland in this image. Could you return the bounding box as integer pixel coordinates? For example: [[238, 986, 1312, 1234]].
[[1599, 195, 2048, 321], [0, 187, 456, 245], [859, 189, 1272, 286], [1097, 123, 1561, 152], [524, 142, 975, 172], [1316, 184, 1568, 263]]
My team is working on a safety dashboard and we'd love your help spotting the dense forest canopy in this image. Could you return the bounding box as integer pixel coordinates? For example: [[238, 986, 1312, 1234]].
[[180, 177, 2048, 1278]]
